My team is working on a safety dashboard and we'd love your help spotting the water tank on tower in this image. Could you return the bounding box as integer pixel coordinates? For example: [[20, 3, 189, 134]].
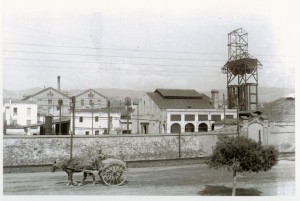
[[221, 28, 262, 112]]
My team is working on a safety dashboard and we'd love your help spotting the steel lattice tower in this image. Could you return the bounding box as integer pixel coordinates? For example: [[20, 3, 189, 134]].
[[221, 28, 262, 112]]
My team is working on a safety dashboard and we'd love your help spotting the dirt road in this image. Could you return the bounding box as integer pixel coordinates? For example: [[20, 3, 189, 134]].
[[3, 160, 295, 196]]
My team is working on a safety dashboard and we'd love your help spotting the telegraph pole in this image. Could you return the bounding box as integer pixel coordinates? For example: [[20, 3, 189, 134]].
[[132, 102, 140, 134], [58, 99, 63, 135], [91, 102, 94, 135], [237, 97, 239, 136], [125, 97, 131, 134], [137, 103, 139, 134], [107, 100, 111, 134], [70, 96, 75, 160], [223, 94, 226, 128]]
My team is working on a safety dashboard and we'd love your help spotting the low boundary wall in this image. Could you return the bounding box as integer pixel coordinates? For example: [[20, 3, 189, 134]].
[[3, 130, 295, 169]]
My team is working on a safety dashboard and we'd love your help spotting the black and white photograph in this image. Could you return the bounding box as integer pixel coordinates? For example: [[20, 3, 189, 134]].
[[1, 0, 298, 199]]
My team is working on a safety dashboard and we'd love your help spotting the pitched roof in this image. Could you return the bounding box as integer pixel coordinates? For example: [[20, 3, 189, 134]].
[[74, 89, 108, 100], [155, 88, 202, 99], [21, 87, 70, 101], [147, 89, 213, 110]]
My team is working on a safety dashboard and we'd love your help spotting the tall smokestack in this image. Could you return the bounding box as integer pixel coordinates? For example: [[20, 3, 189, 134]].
[[57, 76, 61, 92], [211, 90, 219, 109]]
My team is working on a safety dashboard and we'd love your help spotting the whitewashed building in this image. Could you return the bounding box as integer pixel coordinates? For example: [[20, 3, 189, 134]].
[[4, 99, 38, 126], [132, 89, 237, 134], [75, 89, 108, 110], [73, 108, 121, 135], [22, 87, 70, 123]]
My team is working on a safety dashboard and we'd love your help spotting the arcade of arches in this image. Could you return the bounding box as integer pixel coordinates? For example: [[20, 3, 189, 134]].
[[170, 123, 209, 133]]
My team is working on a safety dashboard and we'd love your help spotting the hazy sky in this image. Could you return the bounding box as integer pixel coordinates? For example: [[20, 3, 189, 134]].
[[1, 0, 298, 92]]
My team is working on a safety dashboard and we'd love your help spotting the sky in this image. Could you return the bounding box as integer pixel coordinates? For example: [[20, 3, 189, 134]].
[[1, 0, 299, 92]]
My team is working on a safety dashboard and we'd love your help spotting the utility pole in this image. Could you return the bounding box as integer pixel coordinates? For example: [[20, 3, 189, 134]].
[[127, 110, 129, 134], [132, 102, 139, 134], [58, 99, 63, 135], [91, 102, 94, 135], [237, 96, 239, 136], [107, 100, 111, 134], [70, 96, 75, 160], [137, 103, 139, 134], [223, 93, 226, 128], [125, 97, 131, 134]]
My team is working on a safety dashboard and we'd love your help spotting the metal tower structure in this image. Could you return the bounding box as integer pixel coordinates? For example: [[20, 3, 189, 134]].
[[221, 28, 262, 112]]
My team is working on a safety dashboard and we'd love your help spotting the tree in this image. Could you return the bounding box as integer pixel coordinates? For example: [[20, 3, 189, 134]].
[[206, 135, 279, 196]]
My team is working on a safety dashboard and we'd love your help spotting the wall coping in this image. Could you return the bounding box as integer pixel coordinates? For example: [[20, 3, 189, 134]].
[[3, 132, 238, 139]]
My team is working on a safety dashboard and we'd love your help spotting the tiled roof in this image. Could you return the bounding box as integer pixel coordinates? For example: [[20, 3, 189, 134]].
[[155, 88, 202, 99], [147, 89, 213, 110]]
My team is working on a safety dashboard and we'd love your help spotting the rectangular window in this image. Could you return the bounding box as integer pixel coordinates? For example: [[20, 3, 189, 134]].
[[48, 99, 52, 104], [198, 114, 208, 121], [171, 114, 181, 121], [98, 100, 101, 107], [85, 131, 89, 135], [13, 108, 18, 116], [27, 120, 31, 125], [95, 116, 99, 122], [79, 117, 83, 122], [225, 115, 234, 119], [81, 99, 84, 106], [185, 114, 195, 121], [89, 100, 93, 106], [27, 108, 31, 117], [211, 114, 221, 122], [95, 130, 99, 135]]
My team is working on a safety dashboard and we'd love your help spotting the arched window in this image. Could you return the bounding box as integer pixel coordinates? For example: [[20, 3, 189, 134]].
[[171, 123, 181, 133], [198, 123, 208, 132], [185, 123, 195, 132]]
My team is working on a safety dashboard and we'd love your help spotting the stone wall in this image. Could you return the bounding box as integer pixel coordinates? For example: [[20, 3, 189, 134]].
[[3, 130, 294, 167]]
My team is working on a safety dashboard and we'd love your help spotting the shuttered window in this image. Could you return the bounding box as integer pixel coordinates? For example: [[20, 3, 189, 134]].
[[171, 114, 181, 121], [211, 115, 221, 121], [185, 114, 195, 121], [198, 115, 208, 121]]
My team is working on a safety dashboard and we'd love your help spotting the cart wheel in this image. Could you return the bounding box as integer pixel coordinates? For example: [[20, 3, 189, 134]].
[[100, 164, 127, 186]]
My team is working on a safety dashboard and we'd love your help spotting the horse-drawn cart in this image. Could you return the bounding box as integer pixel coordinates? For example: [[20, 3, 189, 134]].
[[51, 158, 127, 186], [98, 158, 127, 186]]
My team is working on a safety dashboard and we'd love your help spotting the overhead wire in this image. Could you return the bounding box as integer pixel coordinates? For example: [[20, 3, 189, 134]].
[[4, 23, 292, 57]]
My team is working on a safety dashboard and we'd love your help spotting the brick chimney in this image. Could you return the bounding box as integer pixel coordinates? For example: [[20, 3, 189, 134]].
[[57, 76, 61, 92], [211, 90, 219, 109]]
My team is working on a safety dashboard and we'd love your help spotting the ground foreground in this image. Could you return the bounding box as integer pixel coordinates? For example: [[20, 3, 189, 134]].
[[3, 160, 295, 196]]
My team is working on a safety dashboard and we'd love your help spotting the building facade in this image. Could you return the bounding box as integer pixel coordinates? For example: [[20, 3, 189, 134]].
[[75, 89, 108, 110], [4, 99, 38, 126], [132, 89, 237, 134], [22, 87, 70, 123], [73, 108, 121, 135]]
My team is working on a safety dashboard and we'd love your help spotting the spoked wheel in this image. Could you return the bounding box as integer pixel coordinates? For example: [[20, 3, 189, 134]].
[[100, 164, 127, 186]]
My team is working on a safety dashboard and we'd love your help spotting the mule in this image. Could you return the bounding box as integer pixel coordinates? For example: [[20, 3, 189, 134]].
[[51, 159, 99, 186]]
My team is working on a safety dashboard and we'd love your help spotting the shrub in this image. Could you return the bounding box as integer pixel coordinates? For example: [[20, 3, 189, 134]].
[[206, 135, 279, 196]]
